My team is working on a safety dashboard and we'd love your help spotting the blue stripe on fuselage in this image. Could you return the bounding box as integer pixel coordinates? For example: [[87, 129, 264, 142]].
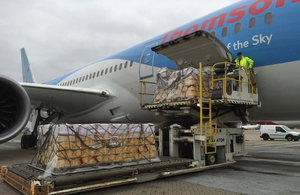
[[45, 0, 300, 85]]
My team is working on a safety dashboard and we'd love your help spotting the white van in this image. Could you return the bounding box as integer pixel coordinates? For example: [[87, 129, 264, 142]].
[[260, 125, 300, 141]]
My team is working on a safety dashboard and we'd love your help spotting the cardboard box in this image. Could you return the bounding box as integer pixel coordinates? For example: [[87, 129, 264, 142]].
[[34, 124, 158, 170]]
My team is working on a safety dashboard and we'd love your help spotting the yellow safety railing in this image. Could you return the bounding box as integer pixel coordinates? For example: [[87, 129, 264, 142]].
[[139, 81, 156, 106], [199, 62, 217, 154], [211, 62, 257, 98]]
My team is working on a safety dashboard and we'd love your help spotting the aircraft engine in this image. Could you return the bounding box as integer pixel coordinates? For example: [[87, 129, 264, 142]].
[[0, 75, 31, 144]]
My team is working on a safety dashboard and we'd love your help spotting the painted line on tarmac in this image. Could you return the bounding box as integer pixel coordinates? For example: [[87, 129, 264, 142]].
[[8, 140, 21, 143], [281, 143, 300, 148], [249, 141, 300, 146], [240, 157, 300, 165], [248, 143, 300, 148], [250, 143, 291, 147]]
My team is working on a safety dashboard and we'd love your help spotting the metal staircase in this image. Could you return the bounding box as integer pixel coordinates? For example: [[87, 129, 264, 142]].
[[199, 62, 217, 155]]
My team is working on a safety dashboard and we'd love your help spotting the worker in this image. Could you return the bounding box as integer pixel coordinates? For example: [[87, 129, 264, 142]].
[[235, 52, 254, 71]]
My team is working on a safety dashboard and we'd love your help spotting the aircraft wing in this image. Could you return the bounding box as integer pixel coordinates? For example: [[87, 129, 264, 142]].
[[21, 83, 110, 114]]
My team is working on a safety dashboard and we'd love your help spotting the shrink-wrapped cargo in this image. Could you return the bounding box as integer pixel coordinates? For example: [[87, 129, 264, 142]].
[[154, 66, 212, 103], [32, 123, 159, 175]]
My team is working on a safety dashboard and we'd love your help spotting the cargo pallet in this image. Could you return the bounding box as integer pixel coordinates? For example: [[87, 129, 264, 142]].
[[1, 157, 235, 195]]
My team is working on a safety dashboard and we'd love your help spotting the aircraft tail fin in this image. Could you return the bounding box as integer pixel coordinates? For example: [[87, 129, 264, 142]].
[[21, 48, 36, 83]]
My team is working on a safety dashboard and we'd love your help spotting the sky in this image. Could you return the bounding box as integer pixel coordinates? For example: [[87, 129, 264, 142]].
[[0, 0, 240, 83]]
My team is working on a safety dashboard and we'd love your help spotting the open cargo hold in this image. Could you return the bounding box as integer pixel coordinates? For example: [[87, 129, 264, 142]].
[[154, 66, 232, 103]]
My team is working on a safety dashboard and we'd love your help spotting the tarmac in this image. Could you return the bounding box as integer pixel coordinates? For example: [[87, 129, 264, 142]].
[[1, 129, 300, 195]]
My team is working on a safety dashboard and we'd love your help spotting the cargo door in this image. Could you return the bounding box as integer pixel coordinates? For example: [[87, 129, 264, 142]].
[[139, 42, 158, 79], [151, 30, 234, 70]]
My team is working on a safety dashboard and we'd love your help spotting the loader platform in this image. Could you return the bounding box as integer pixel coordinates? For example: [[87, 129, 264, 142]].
[[1, 156, 235, 195]]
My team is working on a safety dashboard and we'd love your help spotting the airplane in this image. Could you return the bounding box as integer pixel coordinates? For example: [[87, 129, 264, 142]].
[[241, 124, 260, 130], [1, 0, 300, 147], [254, 121, 300, 128]]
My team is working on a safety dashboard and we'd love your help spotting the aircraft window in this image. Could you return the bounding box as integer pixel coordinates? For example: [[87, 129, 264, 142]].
[[114, 65, 117, 72], [221, 27, 228, 37], [105, 68, 108, 74], [119, 63, 122, 70], [101, 70, 104, 76], [97, 71, 100, 77], [73, 79, 75, 84], [89, 73, 92, 79], [248, 17, 256, 29], [130, 59, 133, 67], [65, 82, 67, 86], [68, 81, 71, 86], [76, 78, 78, 83], [79, 77, 81, 83], [124, 61, 128, 69], [264, 12, 273, 24], [211, 31, 216, 36], [234, 22, 241, 33], [93, 72, 96, 78], [110, 67, 112, 73], [86, 75, 88, 81]]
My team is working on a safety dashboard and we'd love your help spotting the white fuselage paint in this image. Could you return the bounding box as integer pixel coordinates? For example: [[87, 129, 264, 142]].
[[249, 60, 300, 121], [55, 58, 300, 124], [56, 60, 162, 124]]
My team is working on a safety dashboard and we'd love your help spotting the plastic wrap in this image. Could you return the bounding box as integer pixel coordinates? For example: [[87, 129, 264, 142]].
[[154, 66, 212, 103], [32, 123, 159, 176]]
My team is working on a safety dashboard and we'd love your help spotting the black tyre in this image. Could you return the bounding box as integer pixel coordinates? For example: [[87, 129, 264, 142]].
[[28, 135, 36, 148], [270, 138, 274, 141], [262, 134, 269, 140], [294, 139, 299, 141], [286, 135, 293, 141], [21, 135, 36, 149], [206, 153, 217, 165], [21, 135, 29, 149]]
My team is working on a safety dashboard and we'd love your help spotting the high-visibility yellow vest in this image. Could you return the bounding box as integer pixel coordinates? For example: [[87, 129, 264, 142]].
[[235, 56, 254, 69]]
